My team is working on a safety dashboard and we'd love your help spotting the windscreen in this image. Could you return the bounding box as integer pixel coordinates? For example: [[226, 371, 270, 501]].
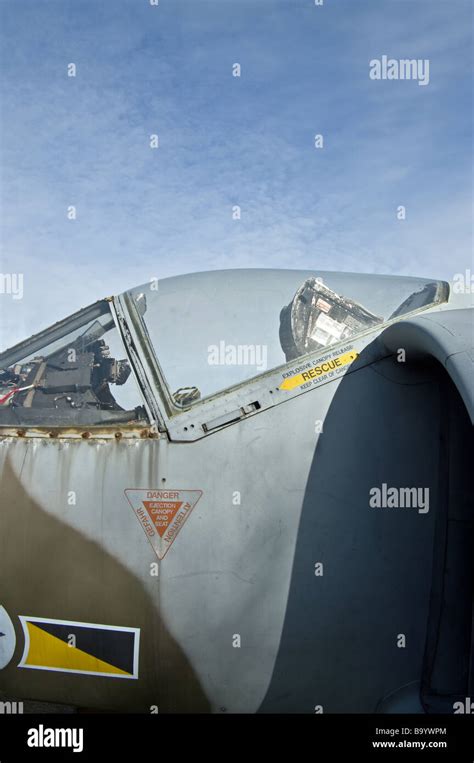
[[0, 301, 148, 426], [126, 270, 449, 407]]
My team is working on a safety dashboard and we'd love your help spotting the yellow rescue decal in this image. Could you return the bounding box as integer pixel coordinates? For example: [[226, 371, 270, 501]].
[[280, 350, 358, 391]]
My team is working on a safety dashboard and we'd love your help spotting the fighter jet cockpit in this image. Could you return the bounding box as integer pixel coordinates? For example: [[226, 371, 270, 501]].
[[0, 271, 449, 426], [0, 301, 148, 427], [124, 270, 449, 410]]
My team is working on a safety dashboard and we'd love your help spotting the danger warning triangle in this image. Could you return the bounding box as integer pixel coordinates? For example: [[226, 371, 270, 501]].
[[124, 489, 203, 560], [142, 500, 183, 537]]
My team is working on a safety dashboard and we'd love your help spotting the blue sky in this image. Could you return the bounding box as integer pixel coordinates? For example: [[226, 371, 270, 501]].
[[0, 0, 472, 347]]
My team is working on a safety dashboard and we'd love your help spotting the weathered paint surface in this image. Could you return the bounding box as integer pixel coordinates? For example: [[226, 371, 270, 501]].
[[0, 356, 448, 712], [0, 272, 472, 713]]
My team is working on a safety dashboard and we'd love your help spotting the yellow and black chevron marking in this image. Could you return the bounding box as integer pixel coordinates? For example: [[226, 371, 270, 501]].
[[19, 617, 139, 679]]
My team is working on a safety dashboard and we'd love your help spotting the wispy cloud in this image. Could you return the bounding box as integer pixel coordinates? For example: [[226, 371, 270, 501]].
[[0, 0, 472, 347]]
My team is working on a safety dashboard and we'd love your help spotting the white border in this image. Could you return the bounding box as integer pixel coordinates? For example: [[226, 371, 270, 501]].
[[18, 616, 140, 680]]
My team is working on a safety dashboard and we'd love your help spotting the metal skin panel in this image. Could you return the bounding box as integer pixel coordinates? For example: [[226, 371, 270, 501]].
[[0, 353, 442, 713], [380, 309, 474, 423], [0, 270, 472, 713], [0, 436, 209, 712], [162, 365, 442, 713]]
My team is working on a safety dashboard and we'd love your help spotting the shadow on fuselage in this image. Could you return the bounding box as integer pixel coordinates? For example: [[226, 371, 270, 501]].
[[259, 344, 452, 713], [0, 457, 210, 713]]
